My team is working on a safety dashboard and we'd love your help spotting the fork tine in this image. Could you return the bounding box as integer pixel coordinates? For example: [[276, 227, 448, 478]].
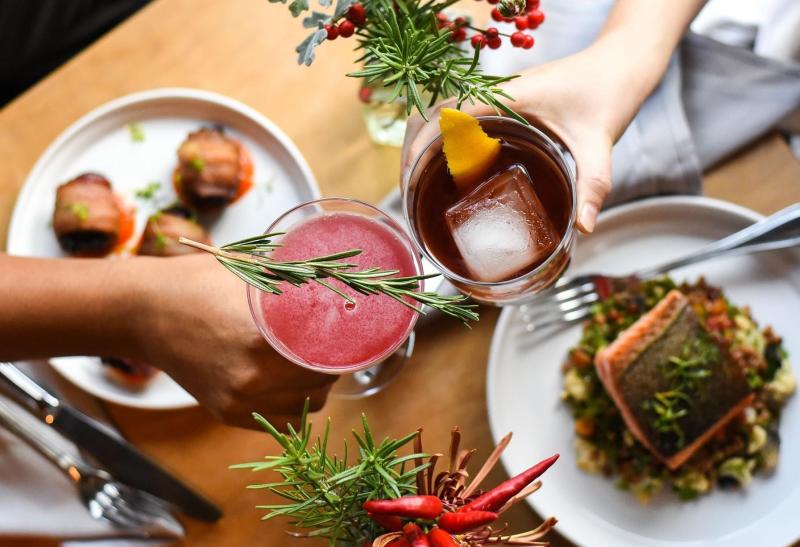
[[519, 280, 595, 314], [516, 320, 577, 349], [520, 277, 583, 304], [517, 293, 598, 331], [518, 305, 592, 335], [98, 496, 143, 530], [113, 498, 151, 529], [128, 490, 178, 522], [518, 291, 599, 325]]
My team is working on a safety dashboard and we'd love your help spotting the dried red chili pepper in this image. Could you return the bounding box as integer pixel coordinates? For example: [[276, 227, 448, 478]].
[[368, 512, 404, 532], [403, 522, 431, 547], [427, 526, 459, 546], [438, 510, 498, 534], [459, 454, 559, 512], [364, 495, 443, 520]]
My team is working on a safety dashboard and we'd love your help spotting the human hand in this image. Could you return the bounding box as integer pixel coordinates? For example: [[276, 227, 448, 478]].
[[402, 43, 638, 233], [126, 254, 336, 430]]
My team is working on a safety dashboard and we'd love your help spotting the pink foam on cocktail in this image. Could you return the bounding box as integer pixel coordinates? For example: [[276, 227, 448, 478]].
[[259, 212, 418, 370]]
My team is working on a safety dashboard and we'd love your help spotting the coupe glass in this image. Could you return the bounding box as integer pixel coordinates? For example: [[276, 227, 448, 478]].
[[247, 198, 422, 398]]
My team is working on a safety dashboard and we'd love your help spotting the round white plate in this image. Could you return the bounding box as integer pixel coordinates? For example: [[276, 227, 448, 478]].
[[7, 88, 320, 410], [487, 196, 800, 547]]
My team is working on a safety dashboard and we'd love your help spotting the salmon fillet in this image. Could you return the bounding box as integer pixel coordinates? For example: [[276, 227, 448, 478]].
[[595, 290, 753, 470]]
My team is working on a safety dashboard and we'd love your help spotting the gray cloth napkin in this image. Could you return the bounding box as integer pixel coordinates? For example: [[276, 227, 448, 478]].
[[480, 0, 800, 207], [0, 361, 178, 545]]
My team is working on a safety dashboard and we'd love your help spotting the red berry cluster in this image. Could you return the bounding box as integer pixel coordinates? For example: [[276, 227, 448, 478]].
[[324, 3, 366, 40], [481, 0, 543, 50], [436, 13, 469, 43]]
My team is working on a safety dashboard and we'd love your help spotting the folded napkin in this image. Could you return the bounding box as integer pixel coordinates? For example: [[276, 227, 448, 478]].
[[0, 361, 178, 545], [480, 0, 800, 207]]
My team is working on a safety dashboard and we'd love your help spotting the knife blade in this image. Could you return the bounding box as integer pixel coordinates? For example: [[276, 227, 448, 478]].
[[0, 362, 222, 522]]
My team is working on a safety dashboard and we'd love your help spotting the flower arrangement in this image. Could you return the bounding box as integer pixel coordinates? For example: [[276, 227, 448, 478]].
[[233, 401, 558, 546], [268, 0, 547, 122]]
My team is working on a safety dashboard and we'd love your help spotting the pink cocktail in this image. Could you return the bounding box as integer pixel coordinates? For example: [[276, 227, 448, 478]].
[[248, 199, 422, 392]]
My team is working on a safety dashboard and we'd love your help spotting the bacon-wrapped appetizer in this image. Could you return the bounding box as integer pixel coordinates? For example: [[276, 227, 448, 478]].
[[137, 205, 211, 257], [53, 173, 121, 256], [174, 127, 253, 210]]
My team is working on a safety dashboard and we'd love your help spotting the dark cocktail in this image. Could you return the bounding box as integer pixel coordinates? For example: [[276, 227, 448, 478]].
[[404, 112, 576, 304]]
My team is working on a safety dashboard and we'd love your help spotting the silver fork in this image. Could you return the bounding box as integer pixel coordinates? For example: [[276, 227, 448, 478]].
[[518, 202, 800, 335], [0, 398, 184, 539]]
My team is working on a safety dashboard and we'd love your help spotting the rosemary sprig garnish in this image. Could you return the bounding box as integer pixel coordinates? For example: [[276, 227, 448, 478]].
[[232, 400, 426, 545], [179, 233, 479, 325]]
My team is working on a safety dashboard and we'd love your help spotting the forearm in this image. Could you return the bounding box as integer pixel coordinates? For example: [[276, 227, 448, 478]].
[[0, 254, 150, 361], [590, 0, 707, 139]]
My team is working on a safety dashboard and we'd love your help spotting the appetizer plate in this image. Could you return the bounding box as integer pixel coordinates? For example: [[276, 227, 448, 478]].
[[487, 196, 800, 547], [7, 88, 321, 409]]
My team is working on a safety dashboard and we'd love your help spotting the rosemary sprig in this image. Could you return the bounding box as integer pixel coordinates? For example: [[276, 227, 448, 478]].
[[179, 234, 479, 325], [232, 400, 426, 545]]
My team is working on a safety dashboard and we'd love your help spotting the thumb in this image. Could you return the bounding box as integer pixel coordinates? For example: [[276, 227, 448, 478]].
[[573, 136, 613, 234]]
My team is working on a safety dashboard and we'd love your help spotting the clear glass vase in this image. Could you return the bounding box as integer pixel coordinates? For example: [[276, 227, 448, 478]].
[[359, 81, 409, 148]]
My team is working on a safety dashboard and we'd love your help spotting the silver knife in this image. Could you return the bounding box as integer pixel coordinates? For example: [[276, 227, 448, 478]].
[[0, 362, 222, 522]]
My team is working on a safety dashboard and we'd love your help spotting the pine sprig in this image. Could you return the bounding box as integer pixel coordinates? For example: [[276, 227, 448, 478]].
[[282, 0, 528, 120], [179, 234, 480, 325], [232, 400, 426, 545], [349, 6, 524, 122]]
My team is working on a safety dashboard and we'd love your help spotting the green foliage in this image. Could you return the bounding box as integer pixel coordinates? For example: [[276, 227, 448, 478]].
[[232, 401, 426, 545], [278, 0, 526, 120], [204, 233, 480, 325]]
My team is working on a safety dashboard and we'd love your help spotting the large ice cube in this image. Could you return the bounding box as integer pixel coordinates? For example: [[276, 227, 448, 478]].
[[445, 163, 559, 282]]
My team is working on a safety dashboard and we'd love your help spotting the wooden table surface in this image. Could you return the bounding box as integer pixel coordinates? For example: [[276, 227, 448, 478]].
[[0, 0, 798, 546]]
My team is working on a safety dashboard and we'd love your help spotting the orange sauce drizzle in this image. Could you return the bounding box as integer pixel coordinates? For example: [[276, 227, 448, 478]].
[[231, 140, 254, 203], [112, 193, 136, 253]]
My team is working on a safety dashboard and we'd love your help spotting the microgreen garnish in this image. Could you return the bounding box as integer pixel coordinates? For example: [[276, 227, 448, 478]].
[[643, 336, 718, 446], [155, 232, 169, 250], [135, 182, 162, 200], [189, 157, 205, 172], [179, 233, 479, 325], [127, 122, 145, 142], [69, 202, 90, 221]]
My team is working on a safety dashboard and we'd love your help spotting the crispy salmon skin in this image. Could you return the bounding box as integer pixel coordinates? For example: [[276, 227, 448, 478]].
[[595, 290, 752, 470]]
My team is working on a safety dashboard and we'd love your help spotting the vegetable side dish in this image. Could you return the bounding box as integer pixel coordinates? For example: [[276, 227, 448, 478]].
[[562, 277, 796, 502]]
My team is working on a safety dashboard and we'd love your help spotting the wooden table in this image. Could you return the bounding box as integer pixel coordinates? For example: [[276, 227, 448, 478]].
[[0, 0, 798, 545]]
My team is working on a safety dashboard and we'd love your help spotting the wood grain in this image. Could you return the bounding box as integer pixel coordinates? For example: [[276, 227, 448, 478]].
[[0, 0, 798, 545]]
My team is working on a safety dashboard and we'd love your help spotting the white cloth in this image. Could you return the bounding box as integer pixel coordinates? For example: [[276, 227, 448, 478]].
[[0, 361, 178, 545]]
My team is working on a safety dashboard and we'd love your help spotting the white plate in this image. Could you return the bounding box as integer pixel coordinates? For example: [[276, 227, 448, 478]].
[[487, 196, 800, 547], [7, 88, 320, 409]]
